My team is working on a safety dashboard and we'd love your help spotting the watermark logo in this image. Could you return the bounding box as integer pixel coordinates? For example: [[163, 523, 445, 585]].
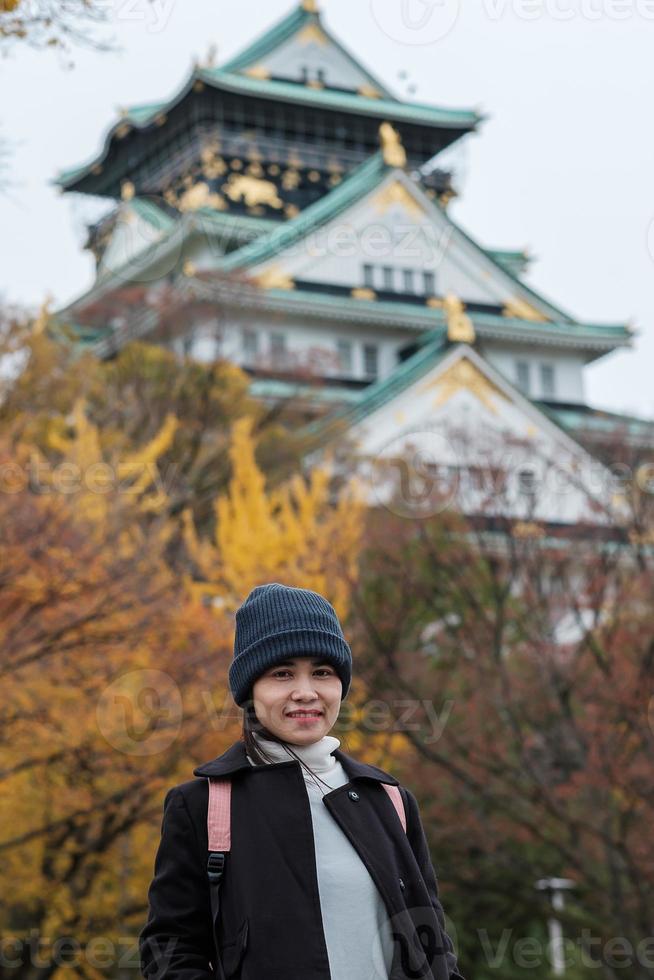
[[372, 906, 460, 978], [368, 427, 460, 519], [100, 195, 183, 285], [370, 0, 461, 45], [96, 668, 183, 756]]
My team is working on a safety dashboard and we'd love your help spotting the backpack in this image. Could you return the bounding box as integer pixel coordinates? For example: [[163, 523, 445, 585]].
[[205, 776, 407, 910]]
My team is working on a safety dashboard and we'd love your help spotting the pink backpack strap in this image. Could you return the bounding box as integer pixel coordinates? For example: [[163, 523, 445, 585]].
[[383, 783, 407, 833], [207, 778, 232, 852]]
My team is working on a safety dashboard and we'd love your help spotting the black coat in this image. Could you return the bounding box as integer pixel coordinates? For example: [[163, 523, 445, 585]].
[[138, 740, 466, 980]]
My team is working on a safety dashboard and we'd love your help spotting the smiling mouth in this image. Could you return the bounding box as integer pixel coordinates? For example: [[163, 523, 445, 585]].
[[286, 710, 323, 719]]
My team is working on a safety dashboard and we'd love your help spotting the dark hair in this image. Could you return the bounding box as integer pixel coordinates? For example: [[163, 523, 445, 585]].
[[242, 702, 336, 794]]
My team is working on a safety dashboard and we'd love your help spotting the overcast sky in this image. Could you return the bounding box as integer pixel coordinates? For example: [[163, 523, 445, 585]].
[[1, 0, 653, 417]]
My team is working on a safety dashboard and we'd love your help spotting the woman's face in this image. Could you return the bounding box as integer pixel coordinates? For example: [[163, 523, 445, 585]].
[[251, 657, 342, 745]]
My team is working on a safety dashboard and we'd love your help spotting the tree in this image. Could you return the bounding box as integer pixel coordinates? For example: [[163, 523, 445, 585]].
[[0, 0, 122, 51], [349, 487, 654, 979]]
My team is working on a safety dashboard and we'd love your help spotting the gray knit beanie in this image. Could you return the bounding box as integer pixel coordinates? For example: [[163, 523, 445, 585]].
[[229, 583, 352, 706]]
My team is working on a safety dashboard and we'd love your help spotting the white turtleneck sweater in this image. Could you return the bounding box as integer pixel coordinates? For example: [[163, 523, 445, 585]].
[[247, 732, 395, 980]]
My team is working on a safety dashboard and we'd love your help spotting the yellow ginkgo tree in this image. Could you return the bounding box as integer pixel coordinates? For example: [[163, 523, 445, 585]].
[[183, 414, 365, 621], [39, 395, 179, 538]]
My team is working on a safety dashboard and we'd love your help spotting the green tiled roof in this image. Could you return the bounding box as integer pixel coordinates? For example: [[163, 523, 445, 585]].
[[249, 377, 362, 404], [55, 66, 481, 190], [535, 401, 654, 441], [200, 68, 482, 129], [486, 248, 531, 277], [300, 328, 450, 442], [130, 197, 175, 232], [220, 151, 389, 272], [221, 3, 394, 99]]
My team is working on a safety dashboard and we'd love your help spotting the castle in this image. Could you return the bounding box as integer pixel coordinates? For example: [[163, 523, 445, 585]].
[[54, 1, 652, 528]]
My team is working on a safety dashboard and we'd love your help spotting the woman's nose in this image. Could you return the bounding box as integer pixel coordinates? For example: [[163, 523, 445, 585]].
[[291, 681, 318, 699]]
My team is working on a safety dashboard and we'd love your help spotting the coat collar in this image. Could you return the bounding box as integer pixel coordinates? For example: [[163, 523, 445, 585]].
[[192, 739, 399, 786]]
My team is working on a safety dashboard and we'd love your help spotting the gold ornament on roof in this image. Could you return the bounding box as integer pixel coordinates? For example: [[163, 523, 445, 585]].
[[351, 288, 377, 301], [202, 148, 227, 180], [282, 168, 301, 190], [204, 43, 218, 68], [224, 174, 283, 209], [254, 266, 295, 291], [178, 181, 227, 212], [372, 180, 424, 218], [358, 84, 382, 99], [512, 522, 545, 540], [444, 293, 475, 344], [245, 65, 271, 79], [302, 0, 319, 11], [503, 297, 548, 323], [247, 161, 265, 178], [420, 358, 504, 415], [121, 180, 135, 201], [298, 24, 326, 46], [379, 122, 407, 168]]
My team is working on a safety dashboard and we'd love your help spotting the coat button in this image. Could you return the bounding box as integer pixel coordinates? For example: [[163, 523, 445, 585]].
[[348, 790, 360, 801], [399, 877, 406, 890]]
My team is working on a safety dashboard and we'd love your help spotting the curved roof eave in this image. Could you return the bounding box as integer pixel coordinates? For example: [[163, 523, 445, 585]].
[[55, 68, 482, 191]]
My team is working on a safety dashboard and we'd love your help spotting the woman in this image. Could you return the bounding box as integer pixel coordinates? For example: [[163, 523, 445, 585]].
[[139, 583, 465, 980]]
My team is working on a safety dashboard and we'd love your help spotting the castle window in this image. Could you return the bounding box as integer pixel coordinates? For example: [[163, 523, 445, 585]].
[[363, 343, 379, 379], [403, 269, 415, 293], [182, 330, 194, 355], [516, 360, 531, 394], [382, 266, 394, 291], [540, 363, 556, 399], [242, 329, 259, 363], [337, 339, 353, 374], [317, 68, 326, 84], [270, 332, 287, 366], [517, 469, 537, 508], [423, 270, 436, 295], [363, 264, 375, 289]]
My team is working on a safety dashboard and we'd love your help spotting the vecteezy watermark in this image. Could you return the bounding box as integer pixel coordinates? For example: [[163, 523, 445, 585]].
[[367, 428, 461, 520], [2, 0, 177, 35], [0, 454, 176, 497], [96, 194, 184, 285], [477, 928, 654, 970], [370, 0, 461, 45], [482, 0, 654, 20], [96, 669, 183, 756], [201, 692, 455, 746], [372, 906, 460, 979], [0, 931, 141, 971], [97, 0, 176, 33]]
